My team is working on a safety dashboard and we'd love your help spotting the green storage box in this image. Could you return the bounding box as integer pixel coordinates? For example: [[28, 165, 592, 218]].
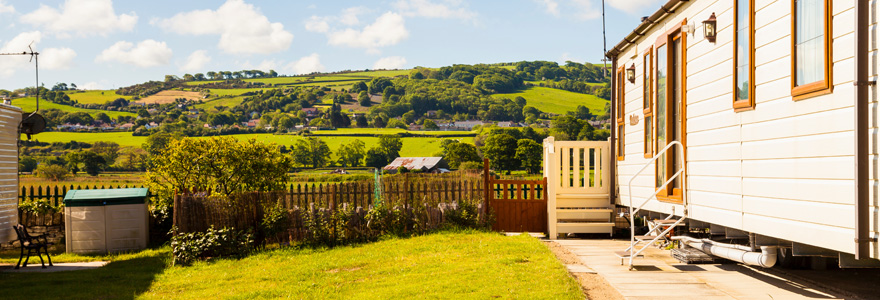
[[63, 188, 149, 207]]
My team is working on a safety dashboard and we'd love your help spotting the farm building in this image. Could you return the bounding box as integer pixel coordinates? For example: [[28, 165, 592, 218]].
[[594, 0, 879, 266], [383, 157, 449, 174], [0, 104, 21, 244]]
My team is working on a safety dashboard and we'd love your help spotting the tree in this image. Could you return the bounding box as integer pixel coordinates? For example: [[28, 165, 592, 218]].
[[481, 133, 519, 173], [368, 77, 393, 94], [19, 156, 37, 173], [515, 139, 542, 174], [291, 137, 332, 168], [444, 142, 481, 169], [423, 119, 439, 130], [207, 71, 217, 80], [146, 137, 293, 203], [356, 115, 369, 128], [365, 147, 389, 168], [65, 152, 81, 174], [35, 164, 69, 181], [137, 109, 150, 118], [80, 151, 107, 176], [352, 81, 368, 93], [337, 140, 366, 167], [377, 134, 403, 162], [117, 147, 148, 171], [143, 132, 184, 157], [91, 141, 121, 165], [358, 91, 371, 107], [386, 118, 407, 129]]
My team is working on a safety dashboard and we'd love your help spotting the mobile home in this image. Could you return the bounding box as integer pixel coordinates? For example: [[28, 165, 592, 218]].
[[604, 0, 878, 265], [0, 104, 21, 243]]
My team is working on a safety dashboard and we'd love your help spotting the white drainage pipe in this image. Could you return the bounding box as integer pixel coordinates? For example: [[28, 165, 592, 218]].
[[673, 236, 777, 268]]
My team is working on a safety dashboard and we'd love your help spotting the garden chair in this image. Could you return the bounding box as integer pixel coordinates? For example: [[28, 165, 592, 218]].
[[12, 224, 53, 269]]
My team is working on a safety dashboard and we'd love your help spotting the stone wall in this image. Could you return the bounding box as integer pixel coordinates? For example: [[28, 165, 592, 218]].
[[3, 225, 64, 251]]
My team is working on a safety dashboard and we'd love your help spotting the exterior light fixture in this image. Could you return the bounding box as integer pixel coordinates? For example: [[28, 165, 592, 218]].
[[703, 13, 717, 43], [626, 64, 636, 83]]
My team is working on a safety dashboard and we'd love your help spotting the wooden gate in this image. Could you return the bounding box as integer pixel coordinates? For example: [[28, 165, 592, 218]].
[[485, 160, 548, 233]]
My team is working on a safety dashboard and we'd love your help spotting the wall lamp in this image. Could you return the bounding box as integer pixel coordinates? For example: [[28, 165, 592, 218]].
[[703, 13, 717, 43], [626, 64, 636, 83]]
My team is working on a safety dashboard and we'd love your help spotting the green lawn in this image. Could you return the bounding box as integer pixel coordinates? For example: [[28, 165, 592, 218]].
[[26, 132, 473, 159], [0, 231, 582, 299], [205, 88, 270, 97], [11, 98, 137, 118], [65, 90, 133, 105], [493, 86, 608, 115], [313, 128, 475, 136]]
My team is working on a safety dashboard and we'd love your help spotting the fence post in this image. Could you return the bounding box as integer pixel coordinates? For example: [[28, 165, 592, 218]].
[[482, 158, 490, 221]]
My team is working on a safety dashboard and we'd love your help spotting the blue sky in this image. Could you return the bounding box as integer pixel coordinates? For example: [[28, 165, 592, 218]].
[[0, 0, 662, 90]]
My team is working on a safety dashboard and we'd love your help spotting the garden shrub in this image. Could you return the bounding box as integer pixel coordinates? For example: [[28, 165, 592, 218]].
[[170, 226, 254, 266], [19, 199, 61, 215], [261, 202, 289, 239], [444, 201, 483, 229]]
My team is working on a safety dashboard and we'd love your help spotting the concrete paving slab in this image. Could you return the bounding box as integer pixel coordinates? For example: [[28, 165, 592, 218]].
[[0, 261, 109, 273], [565, 264, 596, 273], [551, 239, 845, 300]]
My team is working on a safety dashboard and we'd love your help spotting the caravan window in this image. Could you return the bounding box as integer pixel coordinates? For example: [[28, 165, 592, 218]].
[[791, 0, 832, 100], [733, 0, 755, 111]]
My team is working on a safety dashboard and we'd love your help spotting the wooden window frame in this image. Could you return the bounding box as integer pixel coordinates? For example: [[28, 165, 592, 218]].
[[790, 0, 833, 101], [654, 20, 687, 204], [733, 0, 756, 112], [643, 47, 654, 158], [616, 67, 626, 161]]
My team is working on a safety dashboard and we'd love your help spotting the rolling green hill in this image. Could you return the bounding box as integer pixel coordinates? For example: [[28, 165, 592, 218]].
[[493, 86, 608, 115], [65, 90, 133, 105], [11, 98, 136, 118]]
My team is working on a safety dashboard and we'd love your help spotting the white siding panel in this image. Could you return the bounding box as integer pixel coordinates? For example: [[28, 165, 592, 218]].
[[687, 126, 741, 147], [743, 156, 854, 180], [741, 107, 854, 142], [689, 190, 744, 212], [743, 178, 854, 205], [743, 196, 854, 228], [689, 204, 743, 229], [743, 214, 854, 253], [688, 160, 742, 177], [688, 175, 743, 194], [741, 131, 854, 160], [688, 142, 741, 161]]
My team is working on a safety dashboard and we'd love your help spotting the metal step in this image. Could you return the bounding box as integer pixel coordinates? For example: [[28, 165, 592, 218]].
[[614, 250, 644, 259], [651, 219, 686, 226], [635, 235, 662, 241]]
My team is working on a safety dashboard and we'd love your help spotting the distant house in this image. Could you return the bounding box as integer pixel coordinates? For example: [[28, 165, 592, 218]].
[[437, 120, 484, 131], [383, 157, 449, 174], [144, 122, 159, 129], [241, 119, 259, 128], [408, 124, 422, 131], [118, 123, 135, 130], [302, 107, 320, 117], [496, 121, 519, 128], [426, 110, 438, 118]]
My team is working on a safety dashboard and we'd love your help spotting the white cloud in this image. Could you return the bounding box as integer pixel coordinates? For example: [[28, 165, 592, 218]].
[[0, 31, 42, 79], [606, 0, 664, 14], [241, 59, 280, 72], [180, 50, 211, 72], [156, 0, 293, 55], [392, 0, 477, 20], [327, 12, 409, 53], [534, 0, 559, 16], [0, 1, 14, 14], [20, 0, 137, 37], [79, 81, 107, 90], [373, 56, 407, 70], [41, 47, 77, 70], [339, 6, 369, 25], [304, 16, 331, 33], [285, 53, 325, 75], [96, 40, 172, 68]]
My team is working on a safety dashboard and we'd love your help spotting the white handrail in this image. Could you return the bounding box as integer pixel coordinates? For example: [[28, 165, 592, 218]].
[[625, 140, 687, 268]]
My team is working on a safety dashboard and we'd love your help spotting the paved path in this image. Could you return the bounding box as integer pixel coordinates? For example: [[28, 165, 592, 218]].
[[554, 239, 844, 300], [0, 261, 108, 273]]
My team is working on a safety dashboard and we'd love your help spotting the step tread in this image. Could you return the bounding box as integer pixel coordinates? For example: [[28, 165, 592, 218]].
[[651, 219, 685, 225], [556, 222, 614, 226], [614, 250, 645, 258], [635, 235, 663, 241]]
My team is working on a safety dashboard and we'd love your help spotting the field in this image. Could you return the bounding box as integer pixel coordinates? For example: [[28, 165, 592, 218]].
[[312, 128, 474, 136], [65, 90, 132, 104], [194, 96, 247, 112], [0, 231, 582, 299], [344, 69, 410, 77], [26, 132, 472, 159], [493, 86, 608, 115], [136, 90, 203, 104], [205, 88, 270, 97], [11, 98, 136, 118]]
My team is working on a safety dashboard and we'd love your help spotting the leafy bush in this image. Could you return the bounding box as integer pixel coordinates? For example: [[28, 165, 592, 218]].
[[19, 199, 61, 214], [444, 201, 483, 229], [366, 203, 408, 236], [35, 164, 69, 181], [261, 202, 289, 239], [170, 226, 254, 266], [458, 161, 482, 171]]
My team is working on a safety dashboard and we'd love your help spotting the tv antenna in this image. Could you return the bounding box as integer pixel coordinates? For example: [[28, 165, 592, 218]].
[[1, 42, 46, 139]]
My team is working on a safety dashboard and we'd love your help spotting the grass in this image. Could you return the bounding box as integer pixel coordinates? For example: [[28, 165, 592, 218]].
[[0, 231, 583, 299], [493, 86, 608, 115], [27, 132, 474, 159], [205, 88, 270, 97], [65, 90, 133, 105], [344, 69, 411, 77], [312, 128, 475, 136], [193, 96, 247, 112], [11, 97, 136, 118]]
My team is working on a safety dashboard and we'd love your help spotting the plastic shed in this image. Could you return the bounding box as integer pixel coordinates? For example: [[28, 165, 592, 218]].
[[63, 188, 150, 254]]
